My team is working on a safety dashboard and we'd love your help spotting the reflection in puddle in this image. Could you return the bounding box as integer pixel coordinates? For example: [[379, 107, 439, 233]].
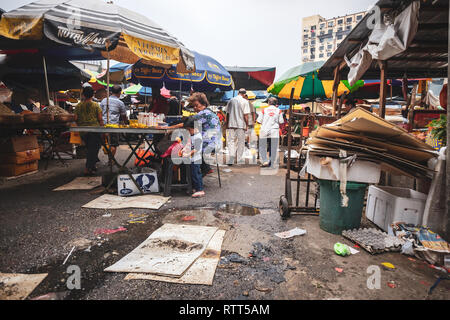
[[217, 203, 261, 216]]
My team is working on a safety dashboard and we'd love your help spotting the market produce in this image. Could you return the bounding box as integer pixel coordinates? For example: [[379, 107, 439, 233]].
[[42, 105, 69, 115]]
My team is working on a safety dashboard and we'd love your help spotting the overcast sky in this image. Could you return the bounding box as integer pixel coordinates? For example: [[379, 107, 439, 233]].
[[1, 0, 374, 81]]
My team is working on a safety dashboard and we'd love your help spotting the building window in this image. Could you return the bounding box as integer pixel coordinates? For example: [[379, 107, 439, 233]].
[[346, 25, 352, 30], [303, 41, 308, 46], [319, 46, 324, 51], [319, 53, 324, 58], [327, 44, 332, 50], [337, 34, 343, 40], [337, 27, 343, 32], [319, 38, 324, 43], [346, 17, 353, 24], [303, 34, 308, 39], [320, 23, 325, 29], [310, 54, 315, 59], [311, 25, 316, 31], [303, 49, 308, 53], [356, 15, 363, 21], [327, 52, 332, 57], [328, 21, 333, 27], [320, 31, 325, 36], [337, 19, 343, 25], [311, 40, 316, 46]]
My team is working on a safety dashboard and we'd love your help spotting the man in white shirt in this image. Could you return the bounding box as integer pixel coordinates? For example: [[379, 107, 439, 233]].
[[256, 97, 284, 167], [225, 88, 250, 165]]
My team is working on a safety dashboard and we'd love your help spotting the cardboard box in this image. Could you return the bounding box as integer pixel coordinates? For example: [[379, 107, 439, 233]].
[[0, 161, 38, 177], [117, 171, 159, 196], [0, 135, 38, 153], [0, 148, 40, 164]]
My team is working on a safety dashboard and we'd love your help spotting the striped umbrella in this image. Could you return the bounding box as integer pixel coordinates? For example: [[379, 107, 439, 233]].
[[267, 61, 363, 100], [0, 0, 195, 71]]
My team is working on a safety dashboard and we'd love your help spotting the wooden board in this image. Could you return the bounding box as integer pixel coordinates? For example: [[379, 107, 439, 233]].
[[124, 230, 225, 285], [53, 176, 102, 191], [82, 194, 169, 210], [104, 224, 218, 277], [0, 273, 48, 300]]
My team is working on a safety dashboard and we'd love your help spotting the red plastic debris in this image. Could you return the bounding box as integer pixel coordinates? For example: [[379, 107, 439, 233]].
[[420, 280, 430, 286], [387, 281, 397, 288], [353, 244, 360, 248], [94, 227, 127, 235], [335, 267, 343, 273], [181, 215, 196, 221]]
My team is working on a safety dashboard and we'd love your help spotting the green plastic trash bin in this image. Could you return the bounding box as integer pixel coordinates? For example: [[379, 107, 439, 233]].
[[318, 179, 368, 235]]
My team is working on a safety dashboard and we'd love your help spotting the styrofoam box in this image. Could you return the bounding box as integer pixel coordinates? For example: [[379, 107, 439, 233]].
[[117, 171, 159, 196], [306, 155, 381, 184], [365, 185, 427, 232]]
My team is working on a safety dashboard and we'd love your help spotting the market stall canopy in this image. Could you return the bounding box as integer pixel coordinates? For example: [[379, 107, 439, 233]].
[[318, 0, 448, 81], [126, 51, 232, 92], [83, 69, 113, 90], [0, 53, 90, 91], [0, 0, 195, 71], [123, 84, 170, 98], [225, 66, 276, 90], [97, 62, 130, 84], [267, 61, 364, 100], [221, 90, 268, 102]]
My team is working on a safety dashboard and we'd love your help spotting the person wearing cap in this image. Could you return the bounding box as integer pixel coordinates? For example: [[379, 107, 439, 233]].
[[225, 88, 251, 165]]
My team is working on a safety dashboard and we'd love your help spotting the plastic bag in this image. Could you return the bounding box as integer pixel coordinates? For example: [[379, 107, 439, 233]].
[[334, 242, 351, 256], [69, 131, 81, 145], [401, 241, 415, 256]]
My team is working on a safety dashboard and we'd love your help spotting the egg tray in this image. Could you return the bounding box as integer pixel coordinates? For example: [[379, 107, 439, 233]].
[[342, 228, 405, 254]]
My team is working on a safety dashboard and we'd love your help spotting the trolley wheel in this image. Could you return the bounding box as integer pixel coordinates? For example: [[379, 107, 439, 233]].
[[279, 195, 290, 219]]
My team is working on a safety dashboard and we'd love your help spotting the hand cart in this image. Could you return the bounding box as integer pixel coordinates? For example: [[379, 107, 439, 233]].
[[278, 89, 336, 219]]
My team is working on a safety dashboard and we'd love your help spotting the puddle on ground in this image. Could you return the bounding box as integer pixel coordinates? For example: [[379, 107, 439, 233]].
[[217, 203, 261, 216]]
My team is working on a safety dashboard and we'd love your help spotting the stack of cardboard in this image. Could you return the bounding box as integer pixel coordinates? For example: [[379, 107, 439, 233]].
[[0, 135, 40, 177], [305, 108, 438, 179]]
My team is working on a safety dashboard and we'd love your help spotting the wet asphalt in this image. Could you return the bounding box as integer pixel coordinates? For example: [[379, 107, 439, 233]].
[[1, 148, 449, 300]]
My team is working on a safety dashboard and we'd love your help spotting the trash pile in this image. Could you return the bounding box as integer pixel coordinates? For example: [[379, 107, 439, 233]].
[[305, 107, 438, 179]]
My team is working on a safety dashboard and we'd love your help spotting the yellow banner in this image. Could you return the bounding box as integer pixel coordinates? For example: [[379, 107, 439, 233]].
[[122, 33, 180, 66], [0, 17, 43, 40]]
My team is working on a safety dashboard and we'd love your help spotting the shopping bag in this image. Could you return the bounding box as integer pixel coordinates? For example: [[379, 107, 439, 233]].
[[69, 131, 82, 145]]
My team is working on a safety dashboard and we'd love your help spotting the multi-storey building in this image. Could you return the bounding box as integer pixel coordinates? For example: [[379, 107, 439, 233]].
[[301, 11, 366, 63]]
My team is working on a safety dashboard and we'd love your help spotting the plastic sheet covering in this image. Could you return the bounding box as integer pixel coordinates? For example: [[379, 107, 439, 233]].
[[347, 1, 420, 86]]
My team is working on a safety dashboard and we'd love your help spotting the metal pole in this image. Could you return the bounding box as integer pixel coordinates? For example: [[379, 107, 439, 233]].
[[286, 87, 295, 205], [312, 72, 315, 113], [106, 44, 110, 124], [446, 2, 450, 230], [179, 80, 182, 115], [42, 56, 51, 106]]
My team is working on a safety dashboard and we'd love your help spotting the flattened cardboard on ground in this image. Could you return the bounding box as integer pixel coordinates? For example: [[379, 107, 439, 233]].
[[82, 194, 170, 210], [124, 230, 226, 285], [53, 176, 102, 191], [0, 273, 48, 300], [104, 224, 218, 277]]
